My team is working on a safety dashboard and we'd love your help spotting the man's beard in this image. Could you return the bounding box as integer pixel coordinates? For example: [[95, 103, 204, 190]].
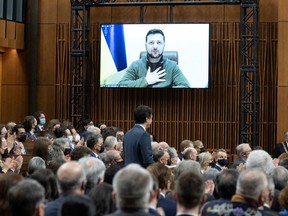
[[148, 52, 163, 59]]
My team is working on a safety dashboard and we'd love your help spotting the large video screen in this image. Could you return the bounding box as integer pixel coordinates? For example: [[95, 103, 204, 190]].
[[100, 23, 210, 88]]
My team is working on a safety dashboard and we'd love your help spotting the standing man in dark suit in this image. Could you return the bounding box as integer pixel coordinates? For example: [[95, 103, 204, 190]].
[[272, 131, 288, 158], [123, 105, 154, 168]]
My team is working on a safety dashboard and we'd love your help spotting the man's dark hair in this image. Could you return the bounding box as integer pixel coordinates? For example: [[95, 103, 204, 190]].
[[86, 134, 102, 150], [215, 169, 239, 199], [134, 105, 153, 124], [12, 124, 25, 134], [70, 146, 92, 161], [146, 29, 165, 42], [82, 118, 92, 128], [59, 195, 96, 216], [175, 171, 204, 209], [54, 127, 67, 138]]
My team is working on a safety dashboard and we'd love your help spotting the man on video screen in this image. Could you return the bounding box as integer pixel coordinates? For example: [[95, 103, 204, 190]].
[[118, 29, 190, 88]]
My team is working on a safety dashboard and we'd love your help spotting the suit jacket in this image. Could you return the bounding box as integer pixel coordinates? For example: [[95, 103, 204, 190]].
[[157, 195, 177, 216], [272, 142, 288, 159], [123, 124, 154, 168], [105, 209, 152, 216], [45, 195, 66, 216]]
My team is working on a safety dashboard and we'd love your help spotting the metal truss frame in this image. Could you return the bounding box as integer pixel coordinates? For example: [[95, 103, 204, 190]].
[[70, 0, 259, 146]]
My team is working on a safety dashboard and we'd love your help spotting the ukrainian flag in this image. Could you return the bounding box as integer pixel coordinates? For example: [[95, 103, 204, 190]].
[[100, 24, 127, 85]]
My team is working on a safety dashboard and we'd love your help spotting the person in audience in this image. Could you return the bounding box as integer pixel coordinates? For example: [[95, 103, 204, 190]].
[[279, 157, 288, 169], [212, 148, 228, 171], [123, 105, 154, 168], [78, 156, 106, 194], [101, 127, 117, 142], [153, 149, 170, 165], [33, 111, 46, 133], [32, 137, 51, 162], [0, 173, 23, 216], [8, 179, 45, 216], [6, 121, 16, 153], [272, 131, 288, 159], [175, 171, 205, 216], [201, 169, 239, 211], [10, 124, 27, 155], [23, 115, 38, 140], [86, 126, 101, 138], [174, 160, 201, 182], [27, 156, 46, 177], [45, 119, 61, 140], [193, 140, 205, 155], [49, 138, 71, 162], [89, 183, 117, 216], [182, 147, 198, 161], [201, 168, 274, 215], [279, 185, 288, 215], [116, 128, 124, 142], [80, 118, 94, 141], [148, 175, 164, 216], [232, 143, 252, 168], [106, 163, 153, 216], [147, 163, 176, 216], [0, 135, 9, 161], [86, 134, 103, 158], [198, 151, 213, 173], [103, 149, 124, 168], [59, 195, 96, 216], [70, 146, 92, 161], [159, 141, 169, 151], [30, 168, 59, 201], [178, 139, 193, 161], [270, 166, 288, 191], [103, 136, 118, 152], [45, 161, 86, 216], [103, 163, 124, 185], [245, 149, 275, 174], [167, 147, 178, 166]]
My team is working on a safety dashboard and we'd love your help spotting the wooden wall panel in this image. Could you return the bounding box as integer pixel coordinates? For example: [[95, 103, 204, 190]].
[[38, 24, 57, 85], [277, 0, 288, 143], [260, 0, 278, 22], [173, 5, 225, 22], [1, 85, 29, 123], [39, 0, 57, 24], [37, 85, 56, 121], [57, 0, 70, 23]]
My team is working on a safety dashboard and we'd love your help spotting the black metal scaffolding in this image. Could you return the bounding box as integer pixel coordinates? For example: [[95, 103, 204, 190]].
[[70, 0, 259, 146]]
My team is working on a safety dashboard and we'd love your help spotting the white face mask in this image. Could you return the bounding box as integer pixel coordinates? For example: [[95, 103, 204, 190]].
[[75, 134, 80, 142], [68, 135, 73, 143]]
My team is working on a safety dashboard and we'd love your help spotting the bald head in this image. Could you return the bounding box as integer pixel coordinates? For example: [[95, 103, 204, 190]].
[[57, 161, 86, 193]]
